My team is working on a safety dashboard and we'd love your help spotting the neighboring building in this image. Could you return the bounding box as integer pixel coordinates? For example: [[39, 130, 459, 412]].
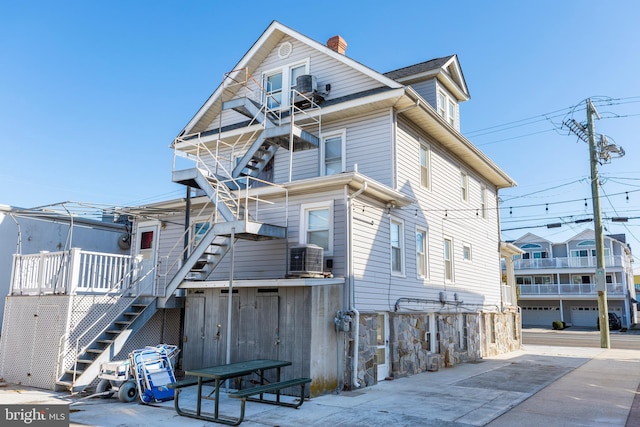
[[512, 230, 637, 328], [0, 21, 519, 395], [0, 204, 129, 333]]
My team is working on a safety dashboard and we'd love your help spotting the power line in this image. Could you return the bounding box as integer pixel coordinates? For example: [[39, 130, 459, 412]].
[[464, 96, 640, 142]]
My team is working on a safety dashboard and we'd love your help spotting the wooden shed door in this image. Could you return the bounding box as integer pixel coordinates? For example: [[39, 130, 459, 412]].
[[238, 291, 280, 361], [182, 295, 205, 370]]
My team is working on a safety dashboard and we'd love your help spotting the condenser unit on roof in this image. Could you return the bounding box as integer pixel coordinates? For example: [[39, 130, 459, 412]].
[[289, 245, 324, 275]]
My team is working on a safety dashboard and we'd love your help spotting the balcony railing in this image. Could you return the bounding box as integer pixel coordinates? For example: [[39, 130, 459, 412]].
[[517, 283, 625, 296], [10, 248, 142, 296], [513, 255, 625, 270]]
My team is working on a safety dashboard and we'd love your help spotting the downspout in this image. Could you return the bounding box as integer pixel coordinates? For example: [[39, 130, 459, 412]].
[[347, 177, 367, 388]]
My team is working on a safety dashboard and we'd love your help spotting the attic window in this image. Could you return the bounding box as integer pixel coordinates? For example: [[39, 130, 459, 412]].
[[278, 42, 292, 59]]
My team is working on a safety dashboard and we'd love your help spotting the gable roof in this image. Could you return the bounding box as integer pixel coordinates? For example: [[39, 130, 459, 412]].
[[384, 55, 470, 101], [513, 233, 551, 245], [175, 21, 516, 189], [180, 20, 403, 137]]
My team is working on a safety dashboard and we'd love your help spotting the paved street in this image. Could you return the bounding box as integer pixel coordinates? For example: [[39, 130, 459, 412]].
[[523, 327, 640, 350]]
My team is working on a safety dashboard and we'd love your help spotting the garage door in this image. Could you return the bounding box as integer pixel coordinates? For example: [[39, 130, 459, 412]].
[[521, 306, 561, 326], [570, 306, 598, 327], [570, 306, 623, 327]]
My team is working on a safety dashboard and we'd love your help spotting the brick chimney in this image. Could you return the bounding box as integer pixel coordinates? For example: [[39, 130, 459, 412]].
[[327, 35, 347, 55]]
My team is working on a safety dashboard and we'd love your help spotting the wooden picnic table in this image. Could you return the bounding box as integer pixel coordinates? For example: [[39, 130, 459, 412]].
[[170, 359, 309, 425]]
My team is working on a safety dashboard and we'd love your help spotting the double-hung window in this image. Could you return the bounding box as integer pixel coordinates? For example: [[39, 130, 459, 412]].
[[416, 228, 428, 278], [263, 60, 309, 110], [437, 90, 457, 127], [300, 201, 333, 255], [391, 218, 404, 275], [322, 130, 345, 175], [265, 72, 283, 109], [419, 142, 430, 189], [448, 100, 455, 127], [437, 91, 446, 118], [460, 171, 468, 202], [444, 237, 454, 282]]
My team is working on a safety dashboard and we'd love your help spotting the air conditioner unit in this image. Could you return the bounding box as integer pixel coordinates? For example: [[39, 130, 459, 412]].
[[289, 245, 324, 275]]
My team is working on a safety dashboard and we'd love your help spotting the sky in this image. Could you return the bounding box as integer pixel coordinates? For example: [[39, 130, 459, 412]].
[[2, 1, 640, 265]]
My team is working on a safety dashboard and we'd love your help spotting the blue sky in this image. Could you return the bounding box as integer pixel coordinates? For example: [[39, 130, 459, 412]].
[[2, 1, 640, 262]]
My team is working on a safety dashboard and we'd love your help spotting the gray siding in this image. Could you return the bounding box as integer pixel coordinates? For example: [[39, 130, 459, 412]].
[[205, 34, 383, 134], [352, 119, 502, 312], [206, 188, 347, 280], [410, 79, 437, 109]]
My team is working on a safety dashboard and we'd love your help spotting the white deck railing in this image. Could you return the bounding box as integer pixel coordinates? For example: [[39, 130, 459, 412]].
[[10, 248, 141, 295], [513, 255, 625, 270], [517, 282, 626, 296]]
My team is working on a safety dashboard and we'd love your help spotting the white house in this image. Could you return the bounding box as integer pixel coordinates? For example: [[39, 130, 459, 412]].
[[0, 21, 519, 396], [512, 230, 637, 328]]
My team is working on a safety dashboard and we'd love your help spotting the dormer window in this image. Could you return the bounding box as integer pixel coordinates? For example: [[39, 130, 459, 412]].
[[448, 100, 455, 126], [437, 90, 457, 128], [437, 91, 446, 118]]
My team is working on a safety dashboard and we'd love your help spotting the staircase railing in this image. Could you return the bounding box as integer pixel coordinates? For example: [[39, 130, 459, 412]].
[[55, 260, 155, 387], [157, 200, 218, 293]]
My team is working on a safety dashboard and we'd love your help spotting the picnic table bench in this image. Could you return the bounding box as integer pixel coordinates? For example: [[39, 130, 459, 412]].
[[169, 359, 310, 426]]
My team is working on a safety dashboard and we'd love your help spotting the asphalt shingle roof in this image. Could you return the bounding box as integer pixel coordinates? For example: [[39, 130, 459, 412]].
[[383, 55, 455, 80]]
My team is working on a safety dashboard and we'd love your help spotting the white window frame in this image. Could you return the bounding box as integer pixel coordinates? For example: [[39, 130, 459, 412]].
[[437, 91, 446, 118], [191, 218, 211, 247], [460, 170, 469, 202], [444, 236, 454, 282], [391, 216, 405, 276], [480, 185, 487, 219], [437, 89, 456, 127], [571, 248, 610, 257], [458, 314, 468, 350], [300, 201, 334, 256], [416, 227, 428, 279], [419, 141, 431, 190], [448, 100, 456, 126], [262, 59, 310, 110], [321, 129, 346, 176], [462, 242, 472, 262]]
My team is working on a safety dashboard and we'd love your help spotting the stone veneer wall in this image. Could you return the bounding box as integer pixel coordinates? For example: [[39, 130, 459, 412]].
[[482, 310, 522, 357], [352, 310, 521, 388], [436, 313, 481, 367], [355, 314, 378, 387]]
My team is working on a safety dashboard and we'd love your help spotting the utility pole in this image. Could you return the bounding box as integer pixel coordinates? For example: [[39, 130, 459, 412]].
[[564, 98, 625, 348], [586, 99, 610, 349]]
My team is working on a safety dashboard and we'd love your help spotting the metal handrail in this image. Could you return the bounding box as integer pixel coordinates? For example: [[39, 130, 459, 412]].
[[64, 263, 156, 391]]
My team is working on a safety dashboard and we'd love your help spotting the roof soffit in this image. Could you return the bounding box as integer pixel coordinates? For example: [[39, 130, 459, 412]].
[[399, 88, 516, 189]]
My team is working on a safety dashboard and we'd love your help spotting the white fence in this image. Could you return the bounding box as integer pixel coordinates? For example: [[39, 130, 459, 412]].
[[10, 248, 141, 295]]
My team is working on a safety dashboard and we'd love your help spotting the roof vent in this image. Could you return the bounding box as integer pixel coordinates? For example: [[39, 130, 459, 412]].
[[278, 41, 292, 59]]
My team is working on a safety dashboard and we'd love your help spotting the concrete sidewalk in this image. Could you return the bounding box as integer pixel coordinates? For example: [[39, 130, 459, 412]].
[[1, 345, 638, 426]]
